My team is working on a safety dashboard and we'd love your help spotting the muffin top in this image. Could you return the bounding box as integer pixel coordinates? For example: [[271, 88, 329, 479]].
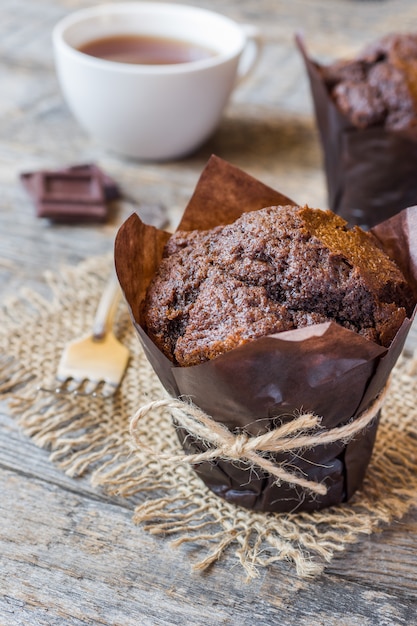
[[143, 204, 414, 366], [320, 33, 417, 130]]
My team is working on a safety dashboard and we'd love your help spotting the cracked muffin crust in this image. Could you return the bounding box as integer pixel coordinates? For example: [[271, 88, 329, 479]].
[[143, 205, 414, 366]]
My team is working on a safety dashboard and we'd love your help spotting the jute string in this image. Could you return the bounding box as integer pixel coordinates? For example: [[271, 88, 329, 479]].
[[130, 386, 388, 497]]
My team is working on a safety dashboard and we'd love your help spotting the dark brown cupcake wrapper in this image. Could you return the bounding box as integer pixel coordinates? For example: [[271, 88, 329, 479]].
[[296, 34, 417, 230], [115, 155, 417, 513]]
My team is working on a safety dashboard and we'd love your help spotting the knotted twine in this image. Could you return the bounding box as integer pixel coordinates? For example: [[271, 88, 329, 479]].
[[130, 382, 389, 497]]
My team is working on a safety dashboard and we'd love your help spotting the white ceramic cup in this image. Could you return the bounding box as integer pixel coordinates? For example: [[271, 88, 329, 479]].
[[52, 2, 261, 161]]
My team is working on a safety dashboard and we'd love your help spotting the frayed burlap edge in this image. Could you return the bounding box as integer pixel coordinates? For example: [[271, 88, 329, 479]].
[[1, 254, 417, 580]]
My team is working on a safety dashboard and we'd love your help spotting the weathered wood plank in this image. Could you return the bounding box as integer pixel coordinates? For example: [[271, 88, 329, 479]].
[[2, 0, 417, 624], [2, 406, 417, 620], [2, 460, 417, 626]]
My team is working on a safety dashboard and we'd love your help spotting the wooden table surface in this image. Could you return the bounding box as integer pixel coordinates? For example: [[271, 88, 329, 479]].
[[2, 1, 417, 624]]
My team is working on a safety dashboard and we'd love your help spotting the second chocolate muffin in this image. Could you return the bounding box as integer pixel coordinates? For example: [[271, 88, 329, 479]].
[[143, 205, 414, 366], [320, 33, 417, 131]]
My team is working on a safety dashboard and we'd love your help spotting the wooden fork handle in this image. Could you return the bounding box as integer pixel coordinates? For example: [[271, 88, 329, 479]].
[[92, 275, 122, 341]]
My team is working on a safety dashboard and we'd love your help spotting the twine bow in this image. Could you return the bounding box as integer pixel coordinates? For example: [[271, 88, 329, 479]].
[[130, 384, 388, 496]]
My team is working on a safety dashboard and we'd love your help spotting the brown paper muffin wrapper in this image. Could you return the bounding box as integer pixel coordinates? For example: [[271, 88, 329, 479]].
[[296, 35, 417, 230], [114, 155, 417, 513]]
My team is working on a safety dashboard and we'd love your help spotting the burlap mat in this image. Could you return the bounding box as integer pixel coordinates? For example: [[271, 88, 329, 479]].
[[2, 254, 417, 579]]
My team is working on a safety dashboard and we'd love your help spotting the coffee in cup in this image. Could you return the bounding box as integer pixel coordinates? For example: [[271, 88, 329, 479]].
[[77, 33, 216, 65], [52, 2, 261, 161]]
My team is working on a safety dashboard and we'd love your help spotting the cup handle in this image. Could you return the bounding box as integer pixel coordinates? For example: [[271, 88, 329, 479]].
[[236, 24, 263, 85]]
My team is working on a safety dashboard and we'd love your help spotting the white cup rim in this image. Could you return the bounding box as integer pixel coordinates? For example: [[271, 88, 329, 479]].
[[52, 2, 246, 75]]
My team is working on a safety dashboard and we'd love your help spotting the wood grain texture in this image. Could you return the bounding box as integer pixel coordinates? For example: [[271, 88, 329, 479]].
[[2, 1, 417, 624]]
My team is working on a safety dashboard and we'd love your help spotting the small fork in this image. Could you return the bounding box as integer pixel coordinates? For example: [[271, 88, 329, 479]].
[[41, 275, 130, 398]]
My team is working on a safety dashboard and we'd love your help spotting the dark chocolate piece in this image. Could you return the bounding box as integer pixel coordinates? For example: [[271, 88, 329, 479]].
[[20, 163, 120, 222]]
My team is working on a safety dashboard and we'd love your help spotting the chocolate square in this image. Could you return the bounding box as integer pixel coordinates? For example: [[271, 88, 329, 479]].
[[35, 171, 104, 205], [20, 164, 121, 223]]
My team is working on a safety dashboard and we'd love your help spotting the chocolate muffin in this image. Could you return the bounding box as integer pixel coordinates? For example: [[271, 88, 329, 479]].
[[321, 33, 417, 131], [143, 205, 414, 366]]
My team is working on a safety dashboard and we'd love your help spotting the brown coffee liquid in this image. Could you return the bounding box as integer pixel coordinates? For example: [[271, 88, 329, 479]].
[[77, 34, 216, 65]]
